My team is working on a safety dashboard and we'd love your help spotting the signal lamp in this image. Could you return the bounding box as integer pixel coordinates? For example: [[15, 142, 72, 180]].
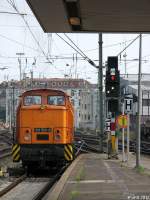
[[111, 75, 115, 81], [55, 134, 61, 140], [24, 133, 31, 141]]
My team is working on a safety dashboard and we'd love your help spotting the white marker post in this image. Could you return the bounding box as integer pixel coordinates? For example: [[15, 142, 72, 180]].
[[122, 101, 125, 162], [125, 95, 133, 165], [127, 113, 130, 165]]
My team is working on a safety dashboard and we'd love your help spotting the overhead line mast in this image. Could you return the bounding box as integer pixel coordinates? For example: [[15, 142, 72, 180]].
[[98, 33, 103, 152]]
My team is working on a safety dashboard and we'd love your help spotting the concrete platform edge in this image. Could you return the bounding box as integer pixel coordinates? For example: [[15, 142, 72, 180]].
[[47, 154, 84, 200]]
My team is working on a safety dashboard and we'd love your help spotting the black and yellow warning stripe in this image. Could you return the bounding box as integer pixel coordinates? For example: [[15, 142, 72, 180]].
[[64, 144, 73, 161], [12, 144, 20, 162]]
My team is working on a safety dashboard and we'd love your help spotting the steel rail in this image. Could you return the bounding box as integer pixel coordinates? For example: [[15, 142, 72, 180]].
[[32, 164, 70, 200], [0, 174, 27, 197]]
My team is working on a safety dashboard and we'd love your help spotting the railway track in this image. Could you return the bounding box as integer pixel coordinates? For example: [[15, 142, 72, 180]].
[[0, 147, 12, 159], [0, 164, 69, 200], [0, 130, 13, 145], [75, 132, 150, 155], [74, 134, 100, 153], [0, 130, 13, 159], [0, 174, 27, 198]]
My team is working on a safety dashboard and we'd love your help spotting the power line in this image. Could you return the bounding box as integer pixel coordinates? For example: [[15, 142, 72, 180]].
[[64, 33, 97, 68], [56, 34, 87, 58], [56, 33, 97, 68], [3, 0, 66, 77], [0, 24, 40, 28], [6, 0, 53, 64], [88, 35, 150, 51], [64, 33, 90, 58], [117, 35, 140, 57], [0, 33, 40, 52], [0, 11, 27, 15]]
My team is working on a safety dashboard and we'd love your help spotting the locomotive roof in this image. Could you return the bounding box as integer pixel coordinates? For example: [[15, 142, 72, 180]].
[[21, 89, 69, 97]]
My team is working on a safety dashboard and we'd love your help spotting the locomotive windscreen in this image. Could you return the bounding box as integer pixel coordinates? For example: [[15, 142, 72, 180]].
[[47, 96, 65, 105]]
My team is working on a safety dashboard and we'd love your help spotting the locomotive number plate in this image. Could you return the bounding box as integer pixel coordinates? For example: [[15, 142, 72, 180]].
[[34, 128, 52, 132]]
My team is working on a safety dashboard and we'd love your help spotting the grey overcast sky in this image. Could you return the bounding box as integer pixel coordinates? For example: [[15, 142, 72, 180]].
[[0, 0, 150, 84]]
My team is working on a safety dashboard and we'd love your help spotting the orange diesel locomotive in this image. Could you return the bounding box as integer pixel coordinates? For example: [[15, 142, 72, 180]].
[[12, 89, 74, 168]]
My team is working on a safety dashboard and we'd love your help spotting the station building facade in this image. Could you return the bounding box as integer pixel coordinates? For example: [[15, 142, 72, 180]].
[[0, 78, 99, 131]]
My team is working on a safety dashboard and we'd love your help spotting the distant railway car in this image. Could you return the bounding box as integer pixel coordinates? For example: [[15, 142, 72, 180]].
[[12, 89, 74, 168], [141, 120, 150, 140]]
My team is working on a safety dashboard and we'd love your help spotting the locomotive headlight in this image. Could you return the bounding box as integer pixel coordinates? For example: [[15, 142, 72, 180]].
[[55, 134, 61, 140], [24, 132, 31, 141]]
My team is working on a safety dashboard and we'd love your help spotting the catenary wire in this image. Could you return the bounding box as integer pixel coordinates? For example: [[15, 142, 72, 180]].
[[4, 0, 66, 77], [6, 0, 77, 78], [64, 33, 97, 68], [6, 0, 53, 64], [117, 35, 140, 57], [0, 33, 41, 52], [64, 33, 91, 59], [56, 33, 97, 68]]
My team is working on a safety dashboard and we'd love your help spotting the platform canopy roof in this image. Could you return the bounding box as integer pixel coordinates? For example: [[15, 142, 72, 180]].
[[26, 0, 150, 33]]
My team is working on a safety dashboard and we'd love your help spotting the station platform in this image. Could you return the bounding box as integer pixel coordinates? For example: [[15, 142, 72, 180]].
[[48, 153, 150, 200]]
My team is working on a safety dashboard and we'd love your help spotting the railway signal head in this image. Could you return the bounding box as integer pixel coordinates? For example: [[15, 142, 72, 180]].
[[106, 56, 120, 98]]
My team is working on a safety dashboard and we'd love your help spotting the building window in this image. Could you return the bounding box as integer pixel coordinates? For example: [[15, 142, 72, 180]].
[[79, 100, 81, 106], [71, 90, 74, 96], [71, 99, 74, 106], [85, 104, 87, 109], [85, 114, 86, 120], [79, 112, 80, 117], [142, 99, 150, 106], [79, 82, 83, 87], [79, 90, 81, 96], [88, 114, 90, 120]]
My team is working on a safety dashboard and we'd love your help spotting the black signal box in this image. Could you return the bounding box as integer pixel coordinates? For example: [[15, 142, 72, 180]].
[[108, 99, 119, 113], [107, 56, 118, 70]]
